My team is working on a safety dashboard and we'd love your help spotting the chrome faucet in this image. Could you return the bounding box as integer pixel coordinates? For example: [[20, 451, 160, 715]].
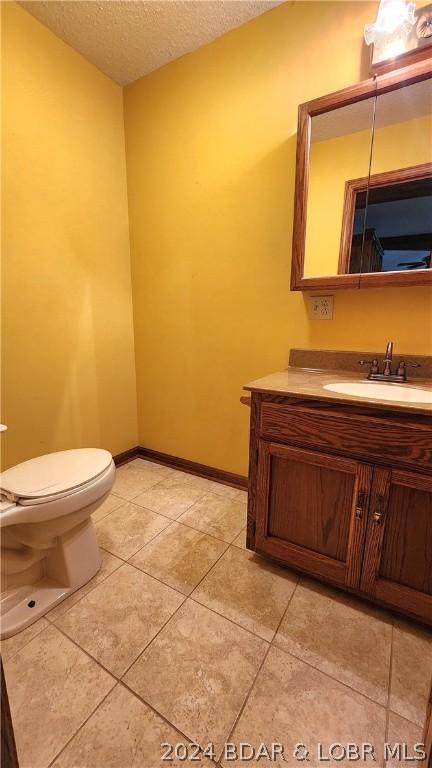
[[359, 341, 421, 382], [383, 341, 393, 376]]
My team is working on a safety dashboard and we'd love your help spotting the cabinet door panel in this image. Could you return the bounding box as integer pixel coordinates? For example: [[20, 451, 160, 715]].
[[268, 456, 353, 561], [255, 442, 372, 588], [380, 482, 432, 593], [361, 468, 432, 624]]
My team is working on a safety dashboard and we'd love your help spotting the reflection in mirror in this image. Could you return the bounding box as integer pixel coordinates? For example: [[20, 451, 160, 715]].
[[303, 97, 376, 278], [361, 79, 432, 274], [341, 165, 432, 273]]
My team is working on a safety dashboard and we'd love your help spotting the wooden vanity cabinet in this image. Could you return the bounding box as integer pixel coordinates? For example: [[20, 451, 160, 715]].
[[247, 393, 432, 625]]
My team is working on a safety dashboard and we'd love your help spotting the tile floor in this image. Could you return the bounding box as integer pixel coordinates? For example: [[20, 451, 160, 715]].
[[2, 458, 432, 768]]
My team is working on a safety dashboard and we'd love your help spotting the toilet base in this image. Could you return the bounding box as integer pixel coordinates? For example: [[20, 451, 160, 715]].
[[1, 517, 102, 639], [1, 577, 81, 639]]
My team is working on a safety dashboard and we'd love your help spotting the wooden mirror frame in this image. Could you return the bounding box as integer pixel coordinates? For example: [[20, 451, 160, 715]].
[[290, 59, 432, 291]]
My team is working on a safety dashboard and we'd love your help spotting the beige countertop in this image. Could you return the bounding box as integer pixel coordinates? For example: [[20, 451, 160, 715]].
[[244, 366, 432, 416]]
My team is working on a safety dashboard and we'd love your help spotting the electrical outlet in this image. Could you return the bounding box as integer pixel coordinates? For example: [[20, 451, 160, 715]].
[[309, 295, 334, 320]]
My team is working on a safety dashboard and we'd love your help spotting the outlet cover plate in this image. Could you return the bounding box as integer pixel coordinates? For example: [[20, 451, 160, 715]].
[[309, 295, 334, 320]]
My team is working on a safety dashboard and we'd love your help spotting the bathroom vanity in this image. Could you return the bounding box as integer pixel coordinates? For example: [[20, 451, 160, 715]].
[[244, 350, 432, 625]]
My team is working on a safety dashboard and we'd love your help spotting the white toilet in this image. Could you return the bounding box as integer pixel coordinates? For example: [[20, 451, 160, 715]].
[[0, 448, 115, 639]]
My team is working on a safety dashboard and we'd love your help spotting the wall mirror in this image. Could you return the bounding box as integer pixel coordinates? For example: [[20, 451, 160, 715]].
[[291, 60, 432, 290]]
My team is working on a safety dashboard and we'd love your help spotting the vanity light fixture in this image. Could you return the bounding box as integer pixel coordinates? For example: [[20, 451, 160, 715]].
[[364, 0, 416, 56]]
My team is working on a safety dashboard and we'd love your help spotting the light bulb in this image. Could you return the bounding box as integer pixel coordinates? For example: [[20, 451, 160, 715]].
[[364, 0, 416, 45]]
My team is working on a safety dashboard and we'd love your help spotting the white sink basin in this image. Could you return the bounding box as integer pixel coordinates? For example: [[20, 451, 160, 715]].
[[323, 381, 432, 404]]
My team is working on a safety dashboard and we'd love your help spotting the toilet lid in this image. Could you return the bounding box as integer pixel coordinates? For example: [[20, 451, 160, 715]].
[[0, 448, 113, 501]]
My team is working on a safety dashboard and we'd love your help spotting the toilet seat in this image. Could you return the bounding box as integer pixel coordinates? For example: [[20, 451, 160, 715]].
[[1, 448, 113, 504], [0, 450, 115, 527]]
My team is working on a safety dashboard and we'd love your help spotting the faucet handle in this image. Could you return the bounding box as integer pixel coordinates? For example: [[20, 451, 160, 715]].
[[396, 360, 420, 379], [396, 361, 406, 378]]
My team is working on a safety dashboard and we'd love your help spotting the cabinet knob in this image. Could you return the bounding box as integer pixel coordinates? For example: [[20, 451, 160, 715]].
[[373, 496, 385, 524], [355, 491, 365, 519]]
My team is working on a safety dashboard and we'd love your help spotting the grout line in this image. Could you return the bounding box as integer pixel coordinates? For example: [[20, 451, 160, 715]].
[[98, 492, 245, 549], [48, 609, 230, 764], [104, 487, 225, 528], [271, 627, 391, 713], [119, 595, 188, 680], [122, 457, 247, 494], [112, 471, 246, 509], [94, 515, 174, 561], [118, 679, 222, 766], [221, 575, 300, 759], [159, 516, 242, 545], [48, 549, 189, 620], [387, 708, 426, 731], [49, 621, 120, 683], [179, 547, 300, 647], [118, 679, 214, 759], [127, 535, 230, 598], [268, 575, 399, 714], [126, 557, 191, 597], [1, 618, 51, 663], [184, 543, 231, 594], [46, 682, 119, 767], [46, 556, 124, 624], [50, 511, 240, 629]]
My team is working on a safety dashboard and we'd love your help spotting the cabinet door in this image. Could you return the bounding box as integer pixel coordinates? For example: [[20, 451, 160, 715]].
[[255, 441, 372, 588], [361, 468, 432, 624]]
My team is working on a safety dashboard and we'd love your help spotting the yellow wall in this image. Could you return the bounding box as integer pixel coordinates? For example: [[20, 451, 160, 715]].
[[124, 0, 432, 476], [1, 3, 138, 469], [3, 1, 431, 478], [305, 114, 432, 277]]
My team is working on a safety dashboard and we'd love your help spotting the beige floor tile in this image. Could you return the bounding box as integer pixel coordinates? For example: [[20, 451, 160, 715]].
[[91, 492, 125, 522], [390, 620, 432, 727], [52, 683, 212, 768], [158, 470, 214, 490], [225, 646, 387, 768], [386, 713, 424, 767], [179, 492, 247, 543], [130, 522, 227, 595], [0, 617, 50, 661], [95, 501, 171, 559], [273, 578, 392, 705], [123, 599, 267, 758], [133, 476, 207, 519], [3, 623, 114, 768], [48, 549, 123, 620], [112, 462, 172, 501], [152, 468, 195, 484], [126, 459, 173, 475], [173, 472, 247, 501], [193, 547, 297, 641], [56, 563, 184, 676], [232, 528, 247, 549], [201, 480, 247, 501]]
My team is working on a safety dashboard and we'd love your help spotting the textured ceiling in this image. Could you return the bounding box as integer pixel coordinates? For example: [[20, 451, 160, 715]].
[[19, 0, 284, 85]]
